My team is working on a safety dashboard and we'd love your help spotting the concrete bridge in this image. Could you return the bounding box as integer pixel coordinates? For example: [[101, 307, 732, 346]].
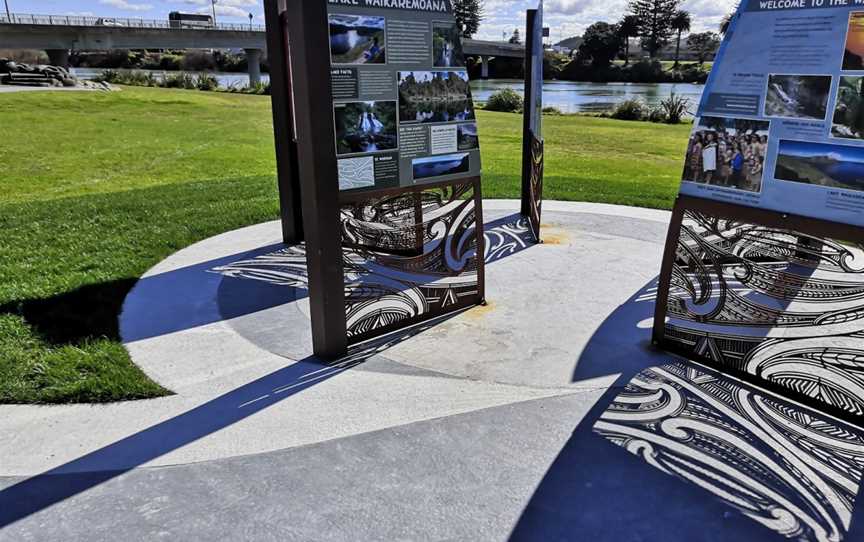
[[0, 13, 525, 83]]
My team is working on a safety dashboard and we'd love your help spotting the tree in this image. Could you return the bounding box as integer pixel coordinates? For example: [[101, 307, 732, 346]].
[[687, 31, 720, 65], [453, 0, 484, 39], [509, 28, 521, 44], [617, 15, 640, 66], [719, 3, 740, 35], [578, 22, 623, 69], [629, 0, 680, 59], [670, 10, 691, 68]]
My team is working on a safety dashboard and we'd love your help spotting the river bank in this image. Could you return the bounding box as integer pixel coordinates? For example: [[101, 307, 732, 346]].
[[71, 67, 706, 114]]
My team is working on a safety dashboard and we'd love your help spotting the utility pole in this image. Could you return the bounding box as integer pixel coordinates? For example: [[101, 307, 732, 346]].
[[4, 0, 11, 23], [211, 0, 217, 26]]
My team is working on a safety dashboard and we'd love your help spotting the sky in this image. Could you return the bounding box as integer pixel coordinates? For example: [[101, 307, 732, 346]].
[[780, 140, 864, 163], [6, 0, 739, 39]]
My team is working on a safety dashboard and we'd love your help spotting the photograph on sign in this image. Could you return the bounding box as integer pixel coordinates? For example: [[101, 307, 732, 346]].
[[329, 14, 386, 65], [457, 122, 479, 150], [844, 11, 864, 71], [831, 76, 864, 140], [326, 1, 481, 193], [412, 152, 470, 180], [398, 71, 475, 124], [682, 116, 769, 193], [432, 22, 465, 67], [763, 74, 832, 121], [334, 100, 398, 156], [775, 139, 864, 193]]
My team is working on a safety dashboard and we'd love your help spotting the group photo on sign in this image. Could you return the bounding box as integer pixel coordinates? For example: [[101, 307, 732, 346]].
[[8, 0, 864, 539]]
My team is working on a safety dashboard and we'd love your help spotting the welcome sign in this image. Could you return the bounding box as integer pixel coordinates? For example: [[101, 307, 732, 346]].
[[326, 0, 481, 193], [680, 0, 864, 227]]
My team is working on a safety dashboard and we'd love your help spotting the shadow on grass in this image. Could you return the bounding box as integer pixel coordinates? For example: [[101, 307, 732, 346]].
[[0, 279, 138, 346]]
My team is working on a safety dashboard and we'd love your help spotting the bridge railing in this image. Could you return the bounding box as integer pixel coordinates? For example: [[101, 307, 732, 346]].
[[0, 13, 265, 32]]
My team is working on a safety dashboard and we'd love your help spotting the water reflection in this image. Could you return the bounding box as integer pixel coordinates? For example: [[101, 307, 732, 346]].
[[471, 79, 705, 114], [594, 362, 864, 542]]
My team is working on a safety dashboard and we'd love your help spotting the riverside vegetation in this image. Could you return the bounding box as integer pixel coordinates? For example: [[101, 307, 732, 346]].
[[0, 86, 690, 404]]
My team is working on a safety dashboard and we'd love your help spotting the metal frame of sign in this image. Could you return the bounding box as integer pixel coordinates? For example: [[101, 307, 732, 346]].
[[653, 195, 864, 423], [264, 0, 303, 244], [521, 6, 544, 243], [651, 0, 864, 423], [268, 0, 486, 359]]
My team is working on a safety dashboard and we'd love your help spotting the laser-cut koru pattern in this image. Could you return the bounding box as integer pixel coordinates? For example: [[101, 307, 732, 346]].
[[340, 180, 482, 342], [665, 211, 864, 417], [527, 132, 544, 243], [595, 362, 864, 542]]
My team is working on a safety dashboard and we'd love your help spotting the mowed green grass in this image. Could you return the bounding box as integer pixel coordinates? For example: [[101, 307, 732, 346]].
[[0, 86, 689, 404]]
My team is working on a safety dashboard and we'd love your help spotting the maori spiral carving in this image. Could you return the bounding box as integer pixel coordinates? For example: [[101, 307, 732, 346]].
[[665, 210, 864, 417], [341, 181, 482, 342], [595, 362, 864, 542], [527, 133, 544, 243]]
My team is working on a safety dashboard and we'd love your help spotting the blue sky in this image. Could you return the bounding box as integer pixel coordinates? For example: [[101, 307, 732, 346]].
[[780, 140, 864, 163], [6, 0, 738, 39]]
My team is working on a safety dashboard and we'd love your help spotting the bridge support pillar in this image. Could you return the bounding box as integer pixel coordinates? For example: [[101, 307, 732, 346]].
[[245, 48, 262, 86], [46, 49, 70, 68], [481, 56, 490, 79]]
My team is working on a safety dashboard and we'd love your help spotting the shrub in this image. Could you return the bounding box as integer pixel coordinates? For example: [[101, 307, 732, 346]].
[[163, 71, 197, 89], [626, 60, 664, 83], [181, 50, 216, 71], [195, 73, 219, 91], [542, 106, 563, 115], [610, 98, 646, 121], [485, 88, 524, 113], [659, 93, 691, 124], [647, 105, 667, 123]]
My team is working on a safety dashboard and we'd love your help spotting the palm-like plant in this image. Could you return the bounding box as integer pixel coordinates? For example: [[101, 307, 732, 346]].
[[617, 15, 640, 66], [720, 3, 741, 35], [670, 10, 692, 68]]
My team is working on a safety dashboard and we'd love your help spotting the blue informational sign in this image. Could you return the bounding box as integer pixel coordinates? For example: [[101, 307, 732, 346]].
[[680, 0, 864, 227]]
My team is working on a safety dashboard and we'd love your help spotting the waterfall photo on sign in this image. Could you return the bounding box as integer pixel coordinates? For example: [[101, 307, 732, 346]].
[[764, 74, 832, 121], [329, 14, 386, 64], [334, 100, 398, 155], [432, 22, 465, 68]]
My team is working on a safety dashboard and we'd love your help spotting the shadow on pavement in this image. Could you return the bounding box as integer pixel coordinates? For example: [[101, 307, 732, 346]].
[[0, 315, 456, 529], [512, 276, 864, 542]]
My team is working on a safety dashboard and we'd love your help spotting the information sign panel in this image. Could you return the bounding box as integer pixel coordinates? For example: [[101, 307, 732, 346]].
[[326, 0, 482, 193]]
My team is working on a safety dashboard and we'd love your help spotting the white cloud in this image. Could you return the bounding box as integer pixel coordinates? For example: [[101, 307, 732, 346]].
[[99, 0, 153, 12]]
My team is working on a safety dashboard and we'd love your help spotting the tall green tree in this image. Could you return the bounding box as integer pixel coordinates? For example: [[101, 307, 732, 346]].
[[687, 31, 721, 65], [670, 10, 691, 68], [578, 22, 623, 69], [629, 0, 680, 58], [617, 15, 640, 66], [453, 0, 484, 39]]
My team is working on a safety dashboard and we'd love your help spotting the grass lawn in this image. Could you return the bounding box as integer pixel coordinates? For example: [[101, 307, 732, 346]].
[[0, 86, 689, 404]]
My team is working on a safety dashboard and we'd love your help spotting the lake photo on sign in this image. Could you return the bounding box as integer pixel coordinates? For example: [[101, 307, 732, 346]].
[[329, 14, 386, 65], [412, 152, 470, 180], [398, 71, 475, 123], [775, 140, 864, 193]]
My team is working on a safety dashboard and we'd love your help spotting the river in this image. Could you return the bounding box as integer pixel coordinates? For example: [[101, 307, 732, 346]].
[[72, 68, 705, 114]]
